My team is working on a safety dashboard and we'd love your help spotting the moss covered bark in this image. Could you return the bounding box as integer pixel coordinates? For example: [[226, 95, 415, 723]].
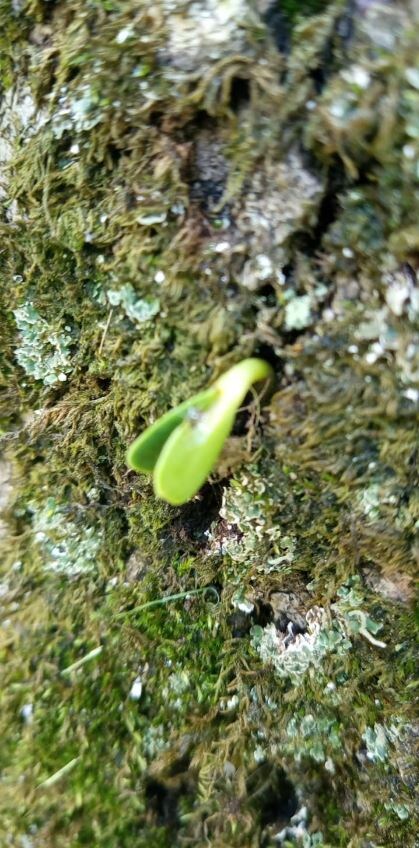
[[0, 0, 418, 845]]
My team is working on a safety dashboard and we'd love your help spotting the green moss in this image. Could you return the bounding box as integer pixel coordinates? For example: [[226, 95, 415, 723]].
[[1, 0, 418, 845], [274, 0, 333, 27]]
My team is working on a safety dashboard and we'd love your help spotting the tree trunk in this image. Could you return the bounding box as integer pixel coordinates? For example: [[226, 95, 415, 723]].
[[0, 0, 417, 845]]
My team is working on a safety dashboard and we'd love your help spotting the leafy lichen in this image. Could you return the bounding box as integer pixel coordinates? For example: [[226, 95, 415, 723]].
[[250, 605, 352, 683], [29, 495, 102, 576], [0, 0, 418, 845], [13, 302, 73, 385]]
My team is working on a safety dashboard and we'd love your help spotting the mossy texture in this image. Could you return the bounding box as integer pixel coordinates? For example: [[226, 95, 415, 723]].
[[0, 0, 418, 845]]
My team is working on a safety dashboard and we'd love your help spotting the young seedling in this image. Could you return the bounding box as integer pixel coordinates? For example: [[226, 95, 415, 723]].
[[126, 358, 273, 505]]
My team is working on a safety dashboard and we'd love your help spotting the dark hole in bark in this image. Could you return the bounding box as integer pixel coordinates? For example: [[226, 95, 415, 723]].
[[106, 143, 123, 165], [253, 600, 274, 628], [286, 158, 344, 262], [170, 481, 223, 549], [144, 778, 180, 828], [247, 763, 298, 829], [264, 0, 333, 55], [225, 281, 240, 298], [314, 173, 343, 236], [148, 110, 164, 127], [231, 404, 252, 436], [31, 455, 45, 465], [185, 109, 217, 134], [310, 64, 327, 94], [275, 612, 307, 635], [229, 77, 250, 112], [336, 7, 355, 43], [257, 283, 278, 306], [167, 753, 192, 777], [66, 65, 82, 83], [124, 190, 137, 210], [253, 342, 282, 376], [408, 447, 417, 469], [229, 600, 273, 639], [95, 376, 111, 392], [263, 4, 291, 54], [281, 262, 294, 282], [189, 177, 225, 211], [228, 609, 252, 638], [35, 0, 59, 23], [164, 337, 175, 353]]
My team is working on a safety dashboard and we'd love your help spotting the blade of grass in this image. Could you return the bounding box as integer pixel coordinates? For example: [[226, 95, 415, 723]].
[[115, 586, 219, 619]]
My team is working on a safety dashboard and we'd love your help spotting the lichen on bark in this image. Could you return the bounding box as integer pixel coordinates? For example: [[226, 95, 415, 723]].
[[0, 0, 418, 846]]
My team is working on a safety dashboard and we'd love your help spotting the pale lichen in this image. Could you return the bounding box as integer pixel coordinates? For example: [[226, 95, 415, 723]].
[[362, 722, 394, 764], [106, 284, 160, 323], [250, 606, 351, 683], [1, 0, 417, 844], [284, 294, 312, 331], [285, 713, 342, 764], [29, 496, 101, 576], [274, 806, 325, 847], [163, 0, 249, 73], [13, 303, 73, 386], [236, 153, 323, 291], [50, 84, 104, 138], [219, 467, 296, 572]]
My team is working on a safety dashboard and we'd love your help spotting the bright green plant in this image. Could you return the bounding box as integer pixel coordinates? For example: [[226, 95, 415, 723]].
[[126, 358, 273, 505]]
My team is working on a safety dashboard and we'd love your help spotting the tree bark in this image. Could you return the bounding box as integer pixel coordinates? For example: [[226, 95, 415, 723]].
[[0, 1, 418, 845]]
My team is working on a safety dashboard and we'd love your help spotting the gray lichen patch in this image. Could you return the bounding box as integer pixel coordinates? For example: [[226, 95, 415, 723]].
[[13, 302, 73, 385], [163, 0, 250, 73], [1, 0, 418, 845], [218, 465, 295, 571], [29, 496, 102, 576], [284, 293, 312, 330], [250, 575, 387, 683], [49, 83, 105, 138], [106, 284, 160, 323], [251, 605, 352, 682], [236, 153, 323, 290]]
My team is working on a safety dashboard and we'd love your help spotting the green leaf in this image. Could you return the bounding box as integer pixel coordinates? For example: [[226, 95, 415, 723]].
[[126, 387, 217, 472], [153, 359, 273, 504], [126, 358, 274, 504], [153, 398, 236, 505]]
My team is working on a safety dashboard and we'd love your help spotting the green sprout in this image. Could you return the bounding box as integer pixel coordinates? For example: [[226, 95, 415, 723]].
[[126, 358, 273, 505]]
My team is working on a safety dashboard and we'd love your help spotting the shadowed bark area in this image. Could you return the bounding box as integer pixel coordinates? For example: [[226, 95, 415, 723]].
[[0, 1, 418, 846]]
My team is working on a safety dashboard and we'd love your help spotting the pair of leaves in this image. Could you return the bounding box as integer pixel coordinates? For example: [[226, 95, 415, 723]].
[[126, 358, 273, 505]]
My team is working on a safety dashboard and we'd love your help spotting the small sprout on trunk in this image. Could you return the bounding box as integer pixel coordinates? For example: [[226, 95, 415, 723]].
[[126, 358, 273, 505]]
